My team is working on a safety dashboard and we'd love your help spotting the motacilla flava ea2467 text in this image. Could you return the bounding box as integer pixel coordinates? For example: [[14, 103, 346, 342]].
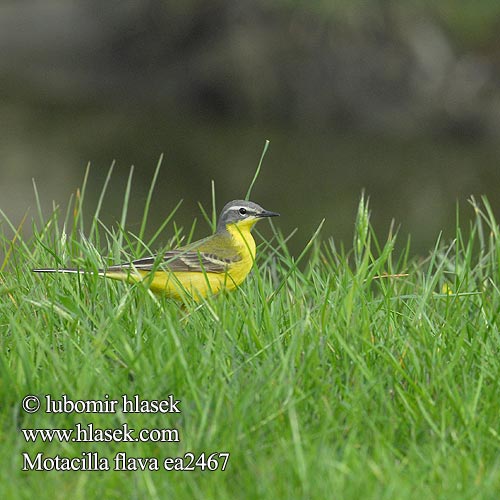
[[33, 200, 279, 300]]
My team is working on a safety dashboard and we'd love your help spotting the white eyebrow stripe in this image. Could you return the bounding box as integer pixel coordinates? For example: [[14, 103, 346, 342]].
[[231, 206, 253, 212]]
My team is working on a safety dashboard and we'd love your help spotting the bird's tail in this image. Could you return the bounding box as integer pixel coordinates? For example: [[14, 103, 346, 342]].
[[32, 268, 106, 276]]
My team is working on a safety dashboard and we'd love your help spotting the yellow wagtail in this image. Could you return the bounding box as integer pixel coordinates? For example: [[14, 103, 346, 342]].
[[33, 200, 279, 300]]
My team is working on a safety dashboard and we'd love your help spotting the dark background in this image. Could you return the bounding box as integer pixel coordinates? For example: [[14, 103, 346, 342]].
[[2, 1, 500, 254]]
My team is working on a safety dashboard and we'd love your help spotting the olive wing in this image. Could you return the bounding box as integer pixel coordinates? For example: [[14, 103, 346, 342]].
[[107, 250, 239, 274]]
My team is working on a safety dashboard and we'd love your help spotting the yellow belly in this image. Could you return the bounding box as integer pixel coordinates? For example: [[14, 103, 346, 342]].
[[141, 268, 242, 300]]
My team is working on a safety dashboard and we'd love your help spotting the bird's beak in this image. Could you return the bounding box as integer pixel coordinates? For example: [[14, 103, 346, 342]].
[[257, 209, 280, 218]]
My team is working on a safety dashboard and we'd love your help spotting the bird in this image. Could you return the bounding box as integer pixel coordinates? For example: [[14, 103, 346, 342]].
[[33, 200, 279, 301]]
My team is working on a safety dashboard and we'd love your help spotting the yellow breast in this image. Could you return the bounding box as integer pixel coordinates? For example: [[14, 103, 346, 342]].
[[223, 219, 257, 286]]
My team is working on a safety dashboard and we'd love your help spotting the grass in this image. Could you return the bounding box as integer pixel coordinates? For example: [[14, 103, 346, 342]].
[[1, 163, 500, 499]]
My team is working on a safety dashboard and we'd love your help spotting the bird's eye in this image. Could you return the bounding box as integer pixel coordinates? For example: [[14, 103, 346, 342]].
[[239, 207, 247, 215]]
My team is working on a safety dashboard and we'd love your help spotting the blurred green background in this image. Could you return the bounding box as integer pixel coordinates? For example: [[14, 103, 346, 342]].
[[2, 0, 500, 254]]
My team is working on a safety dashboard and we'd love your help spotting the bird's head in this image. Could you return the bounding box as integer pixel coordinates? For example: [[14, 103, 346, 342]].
[[217, 200, 279, 233]]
